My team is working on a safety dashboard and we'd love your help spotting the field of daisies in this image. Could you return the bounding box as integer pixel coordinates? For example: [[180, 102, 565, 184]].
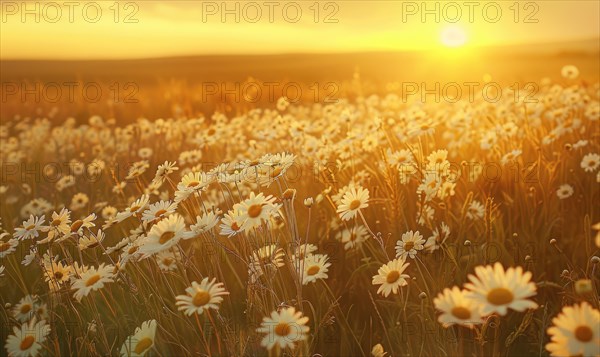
[[1, 68, 599, 357]]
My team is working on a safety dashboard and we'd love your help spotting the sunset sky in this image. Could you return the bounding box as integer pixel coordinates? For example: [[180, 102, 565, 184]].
[[1, 1, 599, 59]]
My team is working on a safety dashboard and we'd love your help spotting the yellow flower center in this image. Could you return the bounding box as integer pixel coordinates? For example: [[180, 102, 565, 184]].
[[25, 224, 36, 230], [307, 265, 320, 276], [451, 306, 471, 320], [129, 205, 141, 213], [192, 290, 211, 307], [247, 204, 263, 218], [128, 246, 139, 255], [0, 242, 10, 252], [162, 258, 173, 266], [54, 271, 64, 280], [270, 167, 283, 178], [71, 220, 83, 232], [20, 304, 32, 314], [51, 219, 62, 226], [134, 337, 153, 354], [154, 209, 167, 217], [404, 242, 415, 251], [349, 199, 361, 210], [386, 270, 400, 284], [86, 274, 101, 287], [231, 222, 240, 231], [158, 231, 176, 245], [187, 181, 200, 188], [20, 335, 35, 351], [574, 325, 593, 342], [274, 322, 291, 336], [486, 288, 514, 306]]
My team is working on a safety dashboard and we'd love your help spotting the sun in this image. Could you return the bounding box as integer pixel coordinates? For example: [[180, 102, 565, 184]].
[[440, 26, 468, 48]]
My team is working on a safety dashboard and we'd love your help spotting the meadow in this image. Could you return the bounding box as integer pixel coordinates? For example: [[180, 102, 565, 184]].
[[0, 54, 599, 356]]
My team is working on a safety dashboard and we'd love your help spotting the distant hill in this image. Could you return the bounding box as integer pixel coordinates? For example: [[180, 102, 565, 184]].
[[2, 39, 598, 85]]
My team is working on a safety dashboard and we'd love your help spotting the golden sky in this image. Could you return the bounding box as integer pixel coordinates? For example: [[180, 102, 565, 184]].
[[1, 1, 598, 59]]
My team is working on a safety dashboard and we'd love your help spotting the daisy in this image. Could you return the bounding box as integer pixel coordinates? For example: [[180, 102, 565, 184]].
[[372, 257, 410, 297], [219, 209, 245, 238], [581, 153, 600, 172], [153, 161, 178, 185], [39, 208, 71, 243], [177, 171, 210, 194], [371, 343, 388, 357], [466, 200, 485, 220], [336, 186, 369, 221], [249, 244, 285, 283], [119, 240, 142, 267], [138, 214, 187, 258], [101, 206, 118, 220], [253, 153, 297, 187], [120, 320, 157, 357], [175, 277, 229, 316], [78, 229, 105, 250], [155, 249, 180, 272], [5, 318, 50, 357], [141, 200, 177, 223], [43, 260, 73, 286], [546, 302, 600, 357], [425, 222, 450, 252], [561, 64, 579, 79], [298, 254, 331, 285], [433, 286, 484, 328], [13, 215, 45, 241], [125, 160, 149, 180], [71, 263, 115, 302], [12, 295, 37, 323], [0, 233, 19, 258], [556, 184, 574, 199], [256, 307, 309, 351], [338, 224, 369, 250], [70, 192, 89, 211], [236, 192, 280, 231], [116, 195, 150, 223], [292, 243, 318, 261], [68, 213, 96, 238], [464, 263, 538, 316], [395, 230, 425, 259], [186, 209, 221, 238]]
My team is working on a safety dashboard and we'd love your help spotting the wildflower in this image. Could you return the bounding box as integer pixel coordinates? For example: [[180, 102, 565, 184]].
[[141, 200, 177, 223], [175, 278, 229, 316], [256, 307, 309, 351], [298, 254, 331, 285], [581, 153, 600, 172], [5, 317, 50, 357], [71, 263, 115, 302], [236, 192, 280, 231], [120, 320, 157, 357], [372, 257, 410, 297], [556, 184, 574, 199], [116, 195, 150, 222], [249, 244, 285, 282], [14, 215, 45, 241], [395, 230, 425, 259], [464, 263, 538, 316], [187, 209, 221, 238], [546, 302, 599, 356], [433, 287, 483, 328], [336, 186, 369, 221], [466, 200, 485, 220], [0, 233, 19, 258], [12, 295, 37, 323], [138, 214, 187, 258]]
